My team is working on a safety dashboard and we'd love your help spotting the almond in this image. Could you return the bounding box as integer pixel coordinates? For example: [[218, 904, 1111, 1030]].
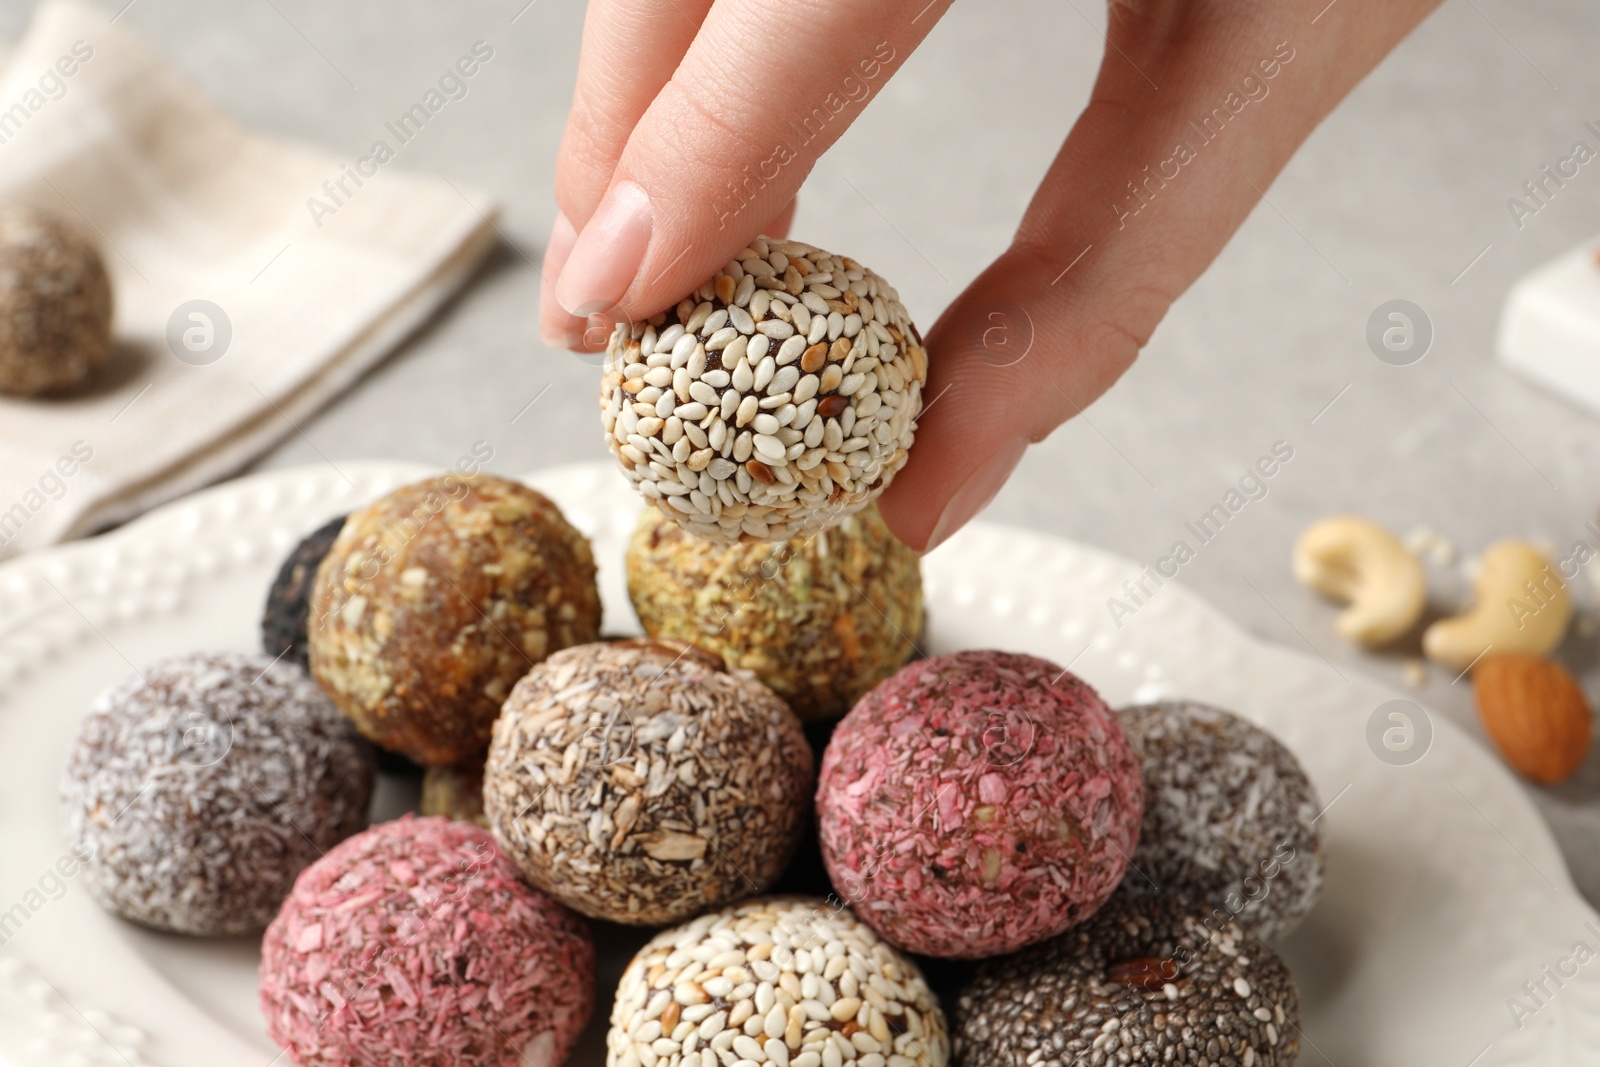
[[1473, 653, 1592, 784]]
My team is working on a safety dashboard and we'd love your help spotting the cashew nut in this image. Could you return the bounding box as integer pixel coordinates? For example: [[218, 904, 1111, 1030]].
[[1293, 516, 1426, 647], [1423, 540, 1572, 671]]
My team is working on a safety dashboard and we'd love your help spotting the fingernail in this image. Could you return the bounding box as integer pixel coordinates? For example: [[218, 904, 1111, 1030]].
[[556, 181, 652, 317], [925, 438, 1028, 551], [539, 212, 584, 347]]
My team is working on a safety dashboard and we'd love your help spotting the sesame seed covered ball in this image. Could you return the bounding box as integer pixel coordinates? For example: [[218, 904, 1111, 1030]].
[[601, 237, 927, 543], [954, 894, 1301, 1067], [625, 504, 923, 721], [1116, 701, 1325, 942], [484, 639, 813, 926], [606, 896, 950, 1067], [309, 474, 601, 766], [816, 650, 1143, 960], [261, 816, 595, 1067], [0, 205, 113, 397], [262, 513, 347, 670], [60, 652, 375, 937]]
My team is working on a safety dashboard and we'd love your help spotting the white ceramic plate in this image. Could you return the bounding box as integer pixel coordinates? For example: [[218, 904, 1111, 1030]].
[[0, 461, 1595, 1067]]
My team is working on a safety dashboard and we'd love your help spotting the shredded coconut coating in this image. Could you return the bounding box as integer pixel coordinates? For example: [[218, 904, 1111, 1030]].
[[816, 650, 1143, 960], [420, 759, 488, 829], [309, 474, 602, 765], [260, 816, 594, 1067], [600, 237, 927, 543], [955, 894, 1301, 1067], [262, 513, 347, 670], [59, 651, 375, 937], [607, 895, 950, 1067], [1115, 701, 1325, 942], [626, 504, 923, 721], [484, 639, 813, 925], [0, 204, 113, 397]]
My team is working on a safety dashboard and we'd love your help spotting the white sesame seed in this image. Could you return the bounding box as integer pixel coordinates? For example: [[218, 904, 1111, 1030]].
[[756, 319, 794, 339], [754, 357, 777, 392], [753, 413, 780, 436]]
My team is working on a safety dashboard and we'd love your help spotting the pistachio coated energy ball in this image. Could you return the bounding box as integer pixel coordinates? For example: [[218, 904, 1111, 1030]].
[[626, 503, 923, 721], [309, 474, 601, 765], [601, 237, 927, 543]]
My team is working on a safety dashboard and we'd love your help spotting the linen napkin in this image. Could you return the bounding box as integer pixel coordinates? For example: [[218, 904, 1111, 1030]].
[[0, 0, 499, 559]]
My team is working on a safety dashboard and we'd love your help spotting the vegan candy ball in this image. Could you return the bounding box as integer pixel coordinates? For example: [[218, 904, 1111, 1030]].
[[484, 639, 813, 925], [607, 896, 950, 1067], [262, 513, 347, 670], [601, 237, 927, 543], [0, 204, 113, 397], [309, 474, 601, 765], [1117, 700, 1325, 941], [626, 503, 923, 721], [954, 894, 1301, 1067], [261, 816, 594, 1067], [60, 652, 374, 936], [816, 650, 1143, 959]]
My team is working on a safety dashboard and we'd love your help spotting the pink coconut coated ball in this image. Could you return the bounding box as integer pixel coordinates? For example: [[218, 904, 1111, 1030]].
[[260, 816, 594, 1067], [816, 650, 1143, 959]]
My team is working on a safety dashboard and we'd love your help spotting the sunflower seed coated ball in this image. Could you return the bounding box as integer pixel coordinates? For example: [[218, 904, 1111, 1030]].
[[606, 896, 951, 1067], [954, 894, 1301, 1067], [1116, 701, 1325, 942], [60, 652, 375, 936], [601, 237, 927, 543], [0, 205, 113, 397], [485, 639, 813, 925]]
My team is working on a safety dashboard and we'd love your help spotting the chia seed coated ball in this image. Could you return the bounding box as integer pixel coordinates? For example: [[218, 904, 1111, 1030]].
[[816, 650, 1143, 960], [954, 894, 1301, 1067], [262, 513, 347, 670], [607, 896, 950, 1067], [0, 205, 113, 397], [601, 237, 927, 543], [484, 639, 813, 926], [1116, 701, 1325, 942], [420, 759, 488, 828], [626, 504, 923, 722], [60, 652, 374, 937], [309, 474, 602, 766], [261, 816, 595, 1067]]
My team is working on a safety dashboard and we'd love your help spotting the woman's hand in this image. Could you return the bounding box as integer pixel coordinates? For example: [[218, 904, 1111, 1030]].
[[541, 0, 1443, 550]]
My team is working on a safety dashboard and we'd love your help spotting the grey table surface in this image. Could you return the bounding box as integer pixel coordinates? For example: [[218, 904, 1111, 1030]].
[[11, 0, 1600, 906]]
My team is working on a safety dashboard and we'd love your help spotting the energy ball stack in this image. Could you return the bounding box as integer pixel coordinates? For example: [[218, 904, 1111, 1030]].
[[954, 895, 1301, 1067], [261, 817, 595, 1067], [60, 652, 374, 936], [0, 204, 114, 397], [261, 513, 346, 669], [817, 650, 1144, 959], [310, 474, 601, 765], [601, 237, 927, 543], [1117, 701, 1325, 942], [626, 504, 923, 721], [607, 896, 950, 1067], [484, 639, 813, 925]]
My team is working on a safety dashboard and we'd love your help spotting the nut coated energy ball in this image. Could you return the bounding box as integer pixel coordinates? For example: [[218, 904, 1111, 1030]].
[[607, 896, 950, 1067], [1117, 701, 1325, 942], [261, 816, 595, 1067], [954, 894, 1301, 1067], [0, 204, 113, 397], [484, 639, 813, 925], [626, 504, 923, 721], [601, 237, 927, 543], [816, 650, 1143, 959], [60, 652, 374, 936], [309, 474, 601, 765]]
